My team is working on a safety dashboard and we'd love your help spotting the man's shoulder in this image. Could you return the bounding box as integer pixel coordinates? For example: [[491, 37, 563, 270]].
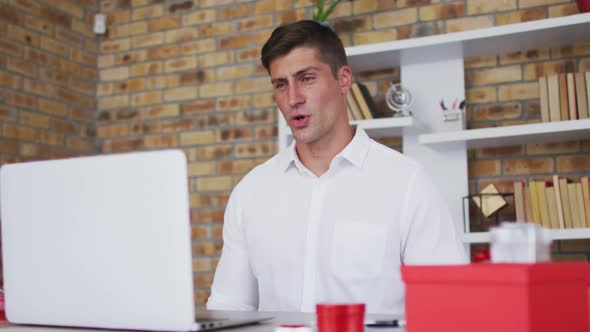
[[234, 152, 284, 191], [367, 138, 422, 170]]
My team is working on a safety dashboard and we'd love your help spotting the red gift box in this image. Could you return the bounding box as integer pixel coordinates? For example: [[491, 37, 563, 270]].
[[402, 263, 590, 332]]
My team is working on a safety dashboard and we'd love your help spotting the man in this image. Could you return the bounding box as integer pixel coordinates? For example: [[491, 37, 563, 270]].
[[207, 20, 467, 314]]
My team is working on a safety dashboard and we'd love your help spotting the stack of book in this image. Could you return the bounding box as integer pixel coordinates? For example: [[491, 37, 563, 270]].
[[346, 81, 380, 120], [538, 71, 590, 122], [513, 176, 590, 229]]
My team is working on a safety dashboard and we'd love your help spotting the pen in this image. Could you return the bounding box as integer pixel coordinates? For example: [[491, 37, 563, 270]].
[[364, 319, 406, 327]]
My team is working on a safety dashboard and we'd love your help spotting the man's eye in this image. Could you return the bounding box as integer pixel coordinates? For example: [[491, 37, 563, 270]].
[[302, 76, 315, 83], [274, 82, 286, 90]]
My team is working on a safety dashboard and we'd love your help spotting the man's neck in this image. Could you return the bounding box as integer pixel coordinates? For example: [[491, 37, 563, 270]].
[[296, 126, 355, 177]]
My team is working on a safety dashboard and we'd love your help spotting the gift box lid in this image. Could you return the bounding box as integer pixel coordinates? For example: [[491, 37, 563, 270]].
[[402, 263, 590, 284]]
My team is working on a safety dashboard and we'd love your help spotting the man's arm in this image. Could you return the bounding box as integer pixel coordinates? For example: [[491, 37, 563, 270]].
[[400, 166, 468, 265], [207, 186, 258, 310]]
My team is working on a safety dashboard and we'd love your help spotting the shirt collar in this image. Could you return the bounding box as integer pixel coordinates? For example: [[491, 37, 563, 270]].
[[338, 126, 371, 168], [278, 127, 371, 172]]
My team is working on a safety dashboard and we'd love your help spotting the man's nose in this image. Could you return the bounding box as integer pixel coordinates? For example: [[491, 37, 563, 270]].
[[288, 84, 304, 107]]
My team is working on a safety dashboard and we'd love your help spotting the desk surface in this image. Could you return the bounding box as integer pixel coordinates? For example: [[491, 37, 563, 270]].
[[0, 311, 404, 332]]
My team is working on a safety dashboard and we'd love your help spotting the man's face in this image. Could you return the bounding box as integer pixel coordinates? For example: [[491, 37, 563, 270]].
[[269, 46, 351, 147]]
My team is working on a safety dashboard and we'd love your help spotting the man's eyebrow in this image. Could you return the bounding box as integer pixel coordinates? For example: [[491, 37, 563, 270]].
[[270, 77, 286, 85], [292, 66, 320, 78], [270, 66, 320, 84]]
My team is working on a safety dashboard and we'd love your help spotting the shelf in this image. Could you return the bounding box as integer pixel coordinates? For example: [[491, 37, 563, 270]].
[[462, 228, 590, 244], [350, 116, 414, 138], [418, 119, 590, 149], [346, 12, 590, 72]]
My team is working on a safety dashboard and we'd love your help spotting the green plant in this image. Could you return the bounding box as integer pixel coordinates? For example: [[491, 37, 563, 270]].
[[312, 0, 342, 23]]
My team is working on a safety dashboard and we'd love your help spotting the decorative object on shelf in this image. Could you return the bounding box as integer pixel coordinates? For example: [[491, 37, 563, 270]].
[[472, 184, 507, 218], [312, 0, 342, 24], [577, 0, 590, 13], [462, 186, 513, 233], [489, 222, 551, 263], [440, 98, 466, 131], [385, 82, 413, 117]]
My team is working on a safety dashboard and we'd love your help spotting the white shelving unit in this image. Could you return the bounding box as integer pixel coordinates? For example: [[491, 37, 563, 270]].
[[277, 13, 590, 245]]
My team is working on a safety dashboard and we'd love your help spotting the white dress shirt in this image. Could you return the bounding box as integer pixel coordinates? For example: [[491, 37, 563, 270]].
[[207, 128, 467, 314]]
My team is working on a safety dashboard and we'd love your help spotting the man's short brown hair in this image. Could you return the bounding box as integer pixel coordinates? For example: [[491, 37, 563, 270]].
[[261, 20, 348, 78]]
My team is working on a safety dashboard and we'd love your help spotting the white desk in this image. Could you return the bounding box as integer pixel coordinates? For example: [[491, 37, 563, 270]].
[[0, 311, 404, 332]]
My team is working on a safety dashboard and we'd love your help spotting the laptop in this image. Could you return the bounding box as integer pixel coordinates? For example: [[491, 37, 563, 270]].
[[0, 149, 271, 331]]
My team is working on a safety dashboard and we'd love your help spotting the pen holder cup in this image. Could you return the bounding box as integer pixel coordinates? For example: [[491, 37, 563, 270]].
[[441, 109, 466, 132], [316, 303, 365, 332]]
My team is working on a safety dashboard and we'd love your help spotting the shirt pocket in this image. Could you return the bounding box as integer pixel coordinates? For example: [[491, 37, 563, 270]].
[[330, 221, 387, 281]]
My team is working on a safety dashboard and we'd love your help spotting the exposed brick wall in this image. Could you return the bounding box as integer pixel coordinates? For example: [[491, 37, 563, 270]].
[[0, 0, 98, 164], [94, 0, 590, 305], [2, 0, 590, 305], [95, 0, 280, 304]]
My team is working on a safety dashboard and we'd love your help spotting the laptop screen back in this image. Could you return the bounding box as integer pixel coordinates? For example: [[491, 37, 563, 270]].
[[0, 149, 196, 331]]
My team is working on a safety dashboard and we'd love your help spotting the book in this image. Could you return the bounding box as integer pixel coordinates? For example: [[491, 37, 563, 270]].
[[546, 74, 561, 122], [538, 76, 550, 123], [514, 181, 526, 222], [559, 73, 569, 121], [535, 180, 552, 228], [575, 72, 589, 119], [546, 186, 559, 229], [471, 184, 507, 218], [350, 83, 373, 120], [566, 73, 578, 120], [552, 175, 566, 229], [575, 183, 587, 228], [560, 178, 574, 228], [524, 186, 533, 223], [568, 183, 582, 228], [528, 181, 541, 225], [346, 100, 355, 120], [586, 72, 590, 118], [355, 81, 381, 119], [582, 176, 590, 228], [350, 83, 372, 120], [346, 91, 364, 120]]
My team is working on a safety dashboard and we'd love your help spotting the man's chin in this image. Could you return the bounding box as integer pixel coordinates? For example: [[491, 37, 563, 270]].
[[292, 131, 316, 145]]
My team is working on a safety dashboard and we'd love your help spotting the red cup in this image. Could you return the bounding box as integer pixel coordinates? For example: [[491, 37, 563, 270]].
[[316, 303, 365, 332]]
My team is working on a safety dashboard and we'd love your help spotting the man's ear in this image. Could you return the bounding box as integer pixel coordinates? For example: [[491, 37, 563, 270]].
[[338, 65, 353, 94]]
